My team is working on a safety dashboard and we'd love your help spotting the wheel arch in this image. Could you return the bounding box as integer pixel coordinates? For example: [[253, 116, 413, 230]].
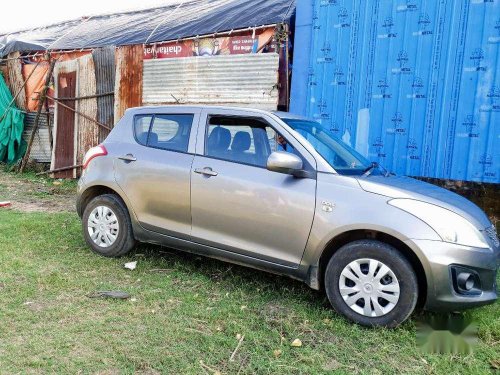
[[77, 184, 129, 218], [314, 229, 428, 308]]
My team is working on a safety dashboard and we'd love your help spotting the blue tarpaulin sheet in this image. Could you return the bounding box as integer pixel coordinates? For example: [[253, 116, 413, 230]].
[[0, 0, 295, 56]]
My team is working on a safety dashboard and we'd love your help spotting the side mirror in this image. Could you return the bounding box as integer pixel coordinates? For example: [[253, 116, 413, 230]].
[[267, 151, 303, 175]]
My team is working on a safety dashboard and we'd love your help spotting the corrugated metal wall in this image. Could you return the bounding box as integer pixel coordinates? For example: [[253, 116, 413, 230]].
[[22, 113, 52, 163], [143, 54, 280, 110], [52, 60, 77, 178], [52, 55, 102, 177], [75, 54, 99, 170], [290, 0, 500, 183], [114, 45, 143, 121], [93, 46, 115, 141]]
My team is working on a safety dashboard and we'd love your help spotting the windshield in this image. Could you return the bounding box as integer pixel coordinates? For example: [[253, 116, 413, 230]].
[[282, 118, 379, 176]]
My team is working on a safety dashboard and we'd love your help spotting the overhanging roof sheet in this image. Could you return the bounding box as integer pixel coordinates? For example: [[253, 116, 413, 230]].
[[0, 0, 295, 57]]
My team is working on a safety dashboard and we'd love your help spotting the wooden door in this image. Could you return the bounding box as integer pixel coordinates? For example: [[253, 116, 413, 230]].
[[53, 72, 76, 178]]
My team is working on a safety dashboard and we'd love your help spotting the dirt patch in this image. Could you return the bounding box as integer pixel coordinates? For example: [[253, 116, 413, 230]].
[[0, 170, 76, 213]]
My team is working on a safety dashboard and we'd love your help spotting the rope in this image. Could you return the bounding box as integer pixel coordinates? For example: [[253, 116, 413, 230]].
[[45, 16, 94, 52], [145, 1, 186, 44]]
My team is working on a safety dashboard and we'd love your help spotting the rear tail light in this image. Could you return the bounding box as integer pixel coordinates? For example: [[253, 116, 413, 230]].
[[83, 145, 108, 169]]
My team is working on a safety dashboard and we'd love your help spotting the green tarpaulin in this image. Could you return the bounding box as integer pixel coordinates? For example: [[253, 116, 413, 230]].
[[0, 72, 26, 163]]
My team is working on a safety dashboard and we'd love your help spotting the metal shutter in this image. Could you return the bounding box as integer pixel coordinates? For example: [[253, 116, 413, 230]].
[[23, 113, 53, 163]]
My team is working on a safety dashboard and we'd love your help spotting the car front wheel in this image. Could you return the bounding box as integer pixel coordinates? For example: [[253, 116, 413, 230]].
[[324, 240, 418, 328]]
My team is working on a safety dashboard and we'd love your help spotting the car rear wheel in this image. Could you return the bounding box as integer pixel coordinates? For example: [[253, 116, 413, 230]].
[[324, 240, 418, 328], [82, 194, 136, 257]]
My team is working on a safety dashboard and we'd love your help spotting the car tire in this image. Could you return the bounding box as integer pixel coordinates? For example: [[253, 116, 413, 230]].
[[324, 240, 418, 328], [82, 194, 136, 257]]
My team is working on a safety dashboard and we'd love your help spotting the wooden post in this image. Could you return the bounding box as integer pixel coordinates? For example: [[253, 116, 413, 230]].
[[45, 94, 53, 152], [36, 164, 82, 176], [19, 58, 56, 173]]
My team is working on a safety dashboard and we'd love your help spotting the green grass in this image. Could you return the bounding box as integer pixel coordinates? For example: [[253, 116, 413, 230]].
[[0, 210, 498, 374]]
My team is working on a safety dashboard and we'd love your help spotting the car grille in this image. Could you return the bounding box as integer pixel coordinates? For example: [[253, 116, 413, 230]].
[[485, 225, 500, 248]]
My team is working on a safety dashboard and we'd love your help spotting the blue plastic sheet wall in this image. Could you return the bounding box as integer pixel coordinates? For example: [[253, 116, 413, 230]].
[[290, 0, 499, 183]]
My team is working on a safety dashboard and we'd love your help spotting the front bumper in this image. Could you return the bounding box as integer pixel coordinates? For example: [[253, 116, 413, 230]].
[[406, 239, 499, 312]]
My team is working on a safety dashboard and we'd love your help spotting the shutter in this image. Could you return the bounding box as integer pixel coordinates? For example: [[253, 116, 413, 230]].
[[23, 113, 53, 163]]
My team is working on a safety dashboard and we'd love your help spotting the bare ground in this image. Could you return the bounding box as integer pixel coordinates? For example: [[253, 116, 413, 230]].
[[0, 169, 76, 213]]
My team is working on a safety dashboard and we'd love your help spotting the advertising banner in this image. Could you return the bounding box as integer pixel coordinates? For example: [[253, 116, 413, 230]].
[[143, 28, 276, 60]]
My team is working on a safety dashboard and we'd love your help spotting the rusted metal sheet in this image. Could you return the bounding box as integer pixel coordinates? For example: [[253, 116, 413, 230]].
[[6, 52, 27, 110], [51, 55, 102, 178], [75, 54, 98, 173], [22, 112, 53, 163], [114, 45, 143, 121], [142, 53, 280, 110], [52, 63, 77, 179], [93, 46, 115, 141]]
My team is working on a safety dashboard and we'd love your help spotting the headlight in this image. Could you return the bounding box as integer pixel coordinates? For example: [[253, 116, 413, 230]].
[[388, 199, 489, 249]]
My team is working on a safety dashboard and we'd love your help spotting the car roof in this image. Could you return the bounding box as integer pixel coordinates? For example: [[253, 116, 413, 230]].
[[125, 105, 313, 121], [126, 105, 273, 115]]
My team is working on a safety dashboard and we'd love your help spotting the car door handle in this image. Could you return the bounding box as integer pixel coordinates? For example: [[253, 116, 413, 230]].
[[118, 154, 137, 162], [194, 167, 218, 177]]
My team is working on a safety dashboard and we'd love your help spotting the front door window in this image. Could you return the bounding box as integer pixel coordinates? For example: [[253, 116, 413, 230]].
[[206, 116, 297, 168]]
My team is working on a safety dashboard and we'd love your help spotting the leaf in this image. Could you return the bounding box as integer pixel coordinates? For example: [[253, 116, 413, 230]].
[[273, 349, 282, 358], [124, 261, 137, 270], [291, 338, 302, 347]]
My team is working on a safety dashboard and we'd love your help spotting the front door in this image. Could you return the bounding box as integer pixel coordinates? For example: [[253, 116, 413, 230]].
[[190, 111, 316, 267], [114, 110, 200, 239]]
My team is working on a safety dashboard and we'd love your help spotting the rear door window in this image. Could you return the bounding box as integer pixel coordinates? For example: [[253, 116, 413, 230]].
[[134, 114, 194, 153], [134, 115, 153, 145]]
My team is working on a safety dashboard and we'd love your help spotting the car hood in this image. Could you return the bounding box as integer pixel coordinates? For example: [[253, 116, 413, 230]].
[[356, 175, 491, 229]]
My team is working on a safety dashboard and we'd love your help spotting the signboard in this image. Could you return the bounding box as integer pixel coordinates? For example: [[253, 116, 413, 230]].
[[143, 28, 276, 60]]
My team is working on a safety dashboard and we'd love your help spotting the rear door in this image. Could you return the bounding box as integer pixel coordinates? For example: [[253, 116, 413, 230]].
[[190, 109, 317, 267], [114, 108, 201, 239]]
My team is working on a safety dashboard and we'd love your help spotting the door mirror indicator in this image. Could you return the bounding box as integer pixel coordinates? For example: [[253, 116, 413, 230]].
[[267, 152, 303, 176]]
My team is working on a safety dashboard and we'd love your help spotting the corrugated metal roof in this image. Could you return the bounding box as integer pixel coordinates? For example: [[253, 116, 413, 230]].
[[290, 0, 499, 183], [22, 113, 52, 163], [143, 53, 279, 110]]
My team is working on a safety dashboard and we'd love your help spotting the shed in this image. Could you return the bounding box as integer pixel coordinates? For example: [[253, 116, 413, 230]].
[[0, 0, 296, 177]]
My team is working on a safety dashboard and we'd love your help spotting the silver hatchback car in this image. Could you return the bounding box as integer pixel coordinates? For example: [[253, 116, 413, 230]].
[[77, 106, 499, 327]]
